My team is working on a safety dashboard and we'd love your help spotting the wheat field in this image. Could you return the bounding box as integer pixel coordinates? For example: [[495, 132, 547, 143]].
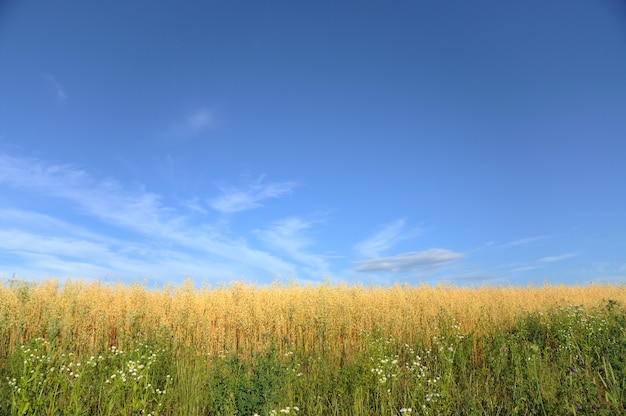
[[2, 278, 626, 415], [2, 278, 624, 358]]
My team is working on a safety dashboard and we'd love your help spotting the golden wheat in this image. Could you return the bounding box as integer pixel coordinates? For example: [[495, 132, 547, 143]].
[[1, 278, 624, 359]]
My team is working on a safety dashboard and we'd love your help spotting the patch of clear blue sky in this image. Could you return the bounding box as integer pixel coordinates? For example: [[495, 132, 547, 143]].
[[0, 0, 625, 286]]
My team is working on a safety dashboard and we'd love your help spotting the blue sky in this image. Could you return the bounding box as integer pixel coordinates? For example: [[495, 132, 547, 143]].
[[1, 0, 625, 286]]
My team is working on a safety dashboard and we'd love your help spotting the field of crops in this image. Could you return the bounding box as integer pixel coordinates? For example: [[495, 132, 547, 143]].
[[1, 278, 625, 415]]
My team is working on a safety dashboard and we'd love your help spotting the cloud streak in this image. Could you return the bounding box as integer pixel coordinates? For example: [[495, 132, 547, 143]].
[[510, 265, 543, 273], [43, 73, 67, 103], [0, 153, 297, 282], [541, 251, 581, 262], [255, 216, 329, 278], [168, 108, 214, 138], [502, 235, 548, 247], [354, 218, 420, 258], [353, 249, 465, 273], [209, 178, 297, 213]]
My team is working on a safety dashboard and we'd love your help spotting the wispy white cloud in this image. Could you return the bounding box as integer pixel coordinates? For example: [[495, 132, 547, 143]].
[[168, 108, 214, 138], [502, 235, 548, 247], [354, 218, 420, 258], [510, 265, 543, 273], [209, 177, 297, 213], [256, 217, 312, 252], [0, 208, 106, 241], [353, 249, 465, 273], [0, 153, 297, 282], [0, 211, 153, 280], [0, 228, 247, 284], [181, 197, 207, 214], [453, 273, 503, 283], [0, 229, 114, 261], [0, 162, 181, 238], [541, 251, 581, 263], [505, 250, 580, 273], [43, 73, 67, 103], [255, 217, 329, 279]]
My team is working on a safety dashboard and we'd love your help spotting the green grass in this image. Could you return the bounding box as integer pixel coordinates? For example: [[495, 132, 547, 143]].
[[1, 302, 625, 415]]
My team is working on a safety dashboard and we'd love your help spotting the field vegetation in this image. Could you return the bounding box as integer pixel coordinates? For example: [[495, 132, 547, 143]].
[[1, 278, 625, 415]]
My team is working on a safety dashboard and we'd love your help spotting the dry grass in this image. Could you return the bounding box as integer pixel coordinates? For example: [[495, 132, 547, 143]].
[[2, 278, 624, 359]]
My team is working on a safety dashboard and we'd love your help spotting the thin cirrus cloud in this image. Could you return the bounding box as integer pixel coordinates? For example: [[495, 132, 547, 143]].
[[181, 197, 208, 214], [43, 73, 67, 103], [0, 226, 247, 283], [502, 235, 549, 247], [0, 209, 151, 279], [209, 178, 297, 213], [508, 251, 581, 274], [255, 217, 329, 277], [541, 251, 581, 263], [353, 249, 466, 273], [0, 152, 297, 281], [256, 217, 314, 253], [453, 273, 502, 282], [168, 108, 214, 138], [0, 228, 114, 261], [255, 217, 329, 278], [510, 265, 543, 273], [0, 154, 182, 238], [354, 218, 420, 258]]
